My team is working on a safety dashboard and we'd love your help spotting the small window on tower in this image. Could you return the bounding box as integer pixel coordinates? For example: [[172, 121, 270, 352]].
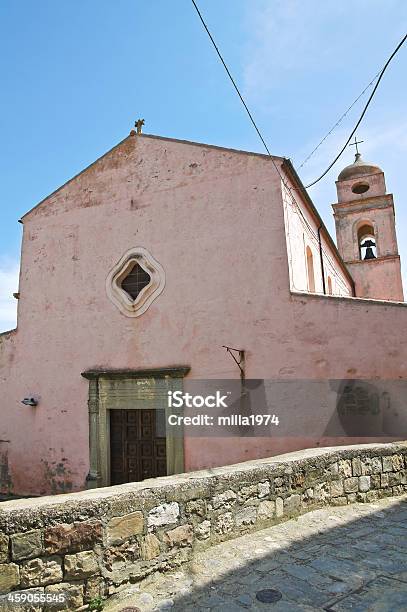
[[358, 224, 377, 260], [352, 182, 370, 195]]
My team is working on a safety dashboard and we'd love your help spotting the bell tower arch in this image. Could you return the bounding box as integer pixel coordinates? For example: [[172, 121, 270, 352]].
[[332, 151, 403, 301]]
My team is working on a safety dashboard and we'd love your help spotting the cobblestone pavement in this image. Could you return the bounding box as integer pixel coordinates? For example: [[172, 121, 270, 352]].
[[105, 495, 407, 612]]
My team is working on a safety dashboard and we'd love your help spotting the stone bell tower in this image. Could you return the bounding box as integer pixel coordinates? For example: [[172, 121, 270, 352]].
[[332, 150, 404, 301]]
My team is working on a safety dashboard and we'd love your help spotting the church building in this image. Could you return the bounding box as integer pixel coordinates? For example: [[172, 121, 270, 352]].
[[0, 129, 406, 496]]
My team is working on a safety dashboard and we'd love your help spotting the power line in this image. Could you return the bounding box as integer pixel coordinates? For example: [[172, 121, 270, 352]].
[[305, 33, 407, 188], [190, 0, 404, 275], [297, 70, 381, 170], [190, 1, 301, 203], [190, 0, 339, 252], [190, 0, 272, 156]]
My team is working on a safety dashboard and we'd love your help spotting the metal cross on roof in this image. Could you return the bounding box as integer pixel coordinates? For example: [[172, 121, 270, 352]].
[[349, 136, 364, 155], [135, 118, 145, 134]]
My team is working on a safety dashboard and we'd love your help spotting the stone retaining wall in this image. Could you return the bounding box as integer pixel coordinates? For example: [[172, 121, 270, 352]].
[[0, 442, 406, 610]]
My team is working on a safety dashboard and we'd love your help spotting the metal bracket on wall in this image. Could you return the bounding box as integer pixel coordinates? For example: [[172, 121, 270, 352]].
[[223, 345, 245, 382]]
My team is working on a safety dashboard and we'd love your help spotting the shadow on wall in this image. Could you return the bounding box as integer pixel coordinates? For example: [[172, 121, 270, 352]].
[[140, 498, 407, 610]]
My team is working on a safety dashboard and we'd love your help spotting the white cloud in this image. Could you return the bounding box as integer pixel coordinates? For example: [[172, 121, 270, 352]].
[[242, 0, 347, 108], [0, 259, 19, 333]]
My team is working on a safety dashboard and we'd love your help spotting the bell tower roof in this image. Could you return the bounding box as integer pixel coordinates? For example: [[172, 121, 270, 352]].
[[337, 152, 382, 182]]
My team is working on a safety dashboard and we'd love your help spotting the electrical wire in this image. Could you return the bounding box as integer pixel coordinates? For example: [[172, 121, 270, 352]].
[[297, 70, 381, 170], [190, 0, 272, 156], [190, 0, 341, 253], [190, 0, 403, 290], [305, 33, 407, 188], [191, 0, 406, 194]]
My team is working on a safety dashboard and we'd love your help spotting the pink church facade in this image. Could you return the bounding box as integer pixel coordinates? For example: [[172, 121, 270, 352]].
[[0, 132, 406, 496]]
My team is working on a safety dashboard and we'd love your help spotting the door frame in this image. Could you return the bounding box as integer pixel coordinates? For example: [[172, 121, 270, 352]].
[[81, 367, 190, 488]]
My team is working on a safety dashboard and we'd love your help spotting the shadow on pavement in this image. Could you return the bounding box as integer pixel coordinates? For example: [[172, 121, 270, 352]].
[[159, 498, 407, 611]]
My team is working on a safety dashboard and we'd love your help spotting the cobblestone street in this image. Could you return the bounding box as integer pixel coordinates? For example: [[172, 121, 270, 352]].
[[106, 494, 407, 611]]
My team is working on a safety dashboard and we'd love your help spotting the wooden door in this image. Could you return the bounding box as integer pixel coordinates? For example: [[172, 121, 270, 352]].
[[110, 409, 167, 484]]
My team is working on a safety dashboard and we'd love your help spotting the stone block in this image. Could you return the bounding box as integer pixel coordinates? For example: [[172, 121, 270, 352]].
[[165, 524, 193, 548], [0, 563, 20, 594], [258, 481, 270, 498], [371, 457, 383, 473], [343, 477, 358, 493], [212, 490, 237, 510], [44, 521, 102, 554], [147, 502, 179, 528], [382, 456, 393, 472], [284, 494, 301, 514], [140, 533, 160, 560], [238, 485, 257, 502], [275, 497, 284, 518], [338, 460, 352, 477], [84, 575, 105, 602], [103, 540, 139, 570], [389, 472, 401, 486], [0, 587, 45, 612], [391, 454, 404, 471], [214, 512, 234, 535], [314, 482, 330, 502], [11, 530, 42, 561], [358, 476, 371, 492], [195, 520, 211, 540], [45, 582, 83, 611], [64, 550, 98, 579], [0, 533, 9, 563], [304, 488, 314, 501], [106, 511, 144, 545], [20, 557, 62, 588], [330, 480, 344, 497], [381, 473, 389, 488], [347, 493, 357, 503], [331, 496, 347, 506], [257, 500, 275, 520], [366, 490, 379, 502], [371, 474, 380, 489], [352, 458, 362, 476], [185, 499, 206, 516], [235, 506, 256, 526]]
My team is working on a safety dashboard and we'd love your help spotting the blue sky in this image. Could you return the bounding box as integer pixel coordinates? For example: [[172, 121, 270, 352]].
[[1, 0, 406, 331]]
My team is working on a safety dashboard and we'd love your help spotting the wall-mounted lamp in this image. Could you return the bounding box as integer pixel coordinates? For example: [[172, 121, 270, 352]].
[[21, 397, 38, 407]]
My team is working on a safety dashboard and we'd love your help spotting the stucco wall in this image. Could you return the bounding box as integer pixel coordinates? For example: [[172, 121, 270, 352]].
[[1, 135, 292, 495], [0, 134, 406, 496], [282, 182, 352, 296], [346, 256, 404, 301], [0, 443, 406, 609]]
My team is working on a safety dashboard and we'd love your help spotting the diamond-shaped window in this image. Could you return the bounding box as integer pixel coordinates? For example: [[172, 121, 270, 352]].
[[106, 247, 165, 318], [121, 263, 151, 300]]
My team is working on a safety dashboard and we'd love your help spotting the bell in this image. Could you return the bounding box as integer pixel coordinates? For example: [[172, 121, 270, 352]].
[[361, 239, 376, 260]]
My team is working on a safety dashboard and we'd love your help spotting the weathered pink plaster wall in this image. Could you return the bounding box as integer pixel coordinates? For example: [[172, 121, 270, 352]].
[[1, 134, 406, 496], [346, 256, 404, 302]]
